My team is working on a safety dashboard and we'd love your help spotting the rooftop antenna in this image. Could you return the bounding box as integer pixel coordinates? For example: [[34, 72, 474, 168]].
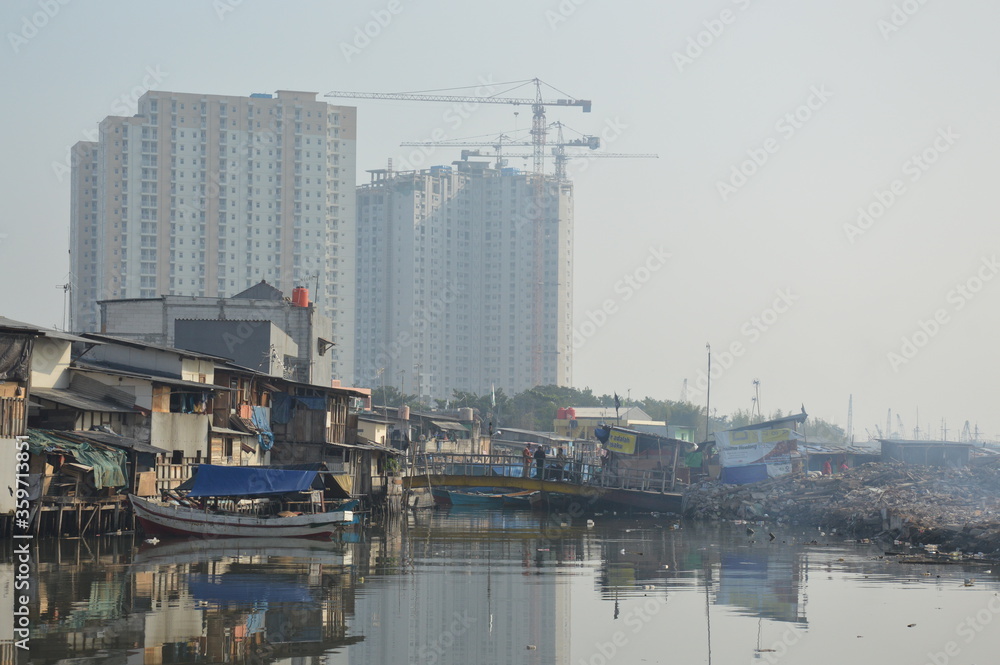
[[751, 379, 762, 422], [56, 281, 71, 331]]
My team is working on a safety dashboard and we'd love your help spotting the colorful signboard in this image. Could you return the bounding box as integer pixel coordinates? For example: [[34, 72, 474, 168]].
[[606, 427, 638, 455], [715, 428, 800, 479]]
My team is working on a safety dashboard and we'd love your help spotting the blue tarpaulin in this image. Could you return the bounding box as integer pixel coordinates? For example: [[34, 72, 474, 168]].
[[188, 574, 315, 604], [271, 393, 294, 424], [251, 406, 274, 451], [186, 464, 319, 497]]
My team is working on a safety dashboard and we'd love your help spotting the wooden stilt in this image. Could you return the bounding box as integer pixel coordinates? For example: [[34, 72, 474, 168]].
[[56, 505, 64, 537]]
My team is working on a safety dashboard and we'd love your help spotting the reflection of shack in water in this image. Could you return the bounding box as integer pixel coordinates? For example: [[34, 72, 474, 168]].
[[716, 549, 806, 624], [595, 522, 807, 626], [22, 535, 362, 665], [141, 541, 360, 664]]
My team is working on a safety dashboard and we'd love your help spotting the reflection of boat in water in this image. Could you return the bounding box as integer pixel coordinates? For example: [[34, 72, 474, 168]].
[[132, 536, 351, 568], [130, 465, 355, 540]]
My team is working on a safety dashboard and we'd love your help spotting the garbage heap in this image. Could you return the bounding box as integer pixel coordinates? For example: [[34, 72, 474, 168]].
[[684, 460, 1000, 556]]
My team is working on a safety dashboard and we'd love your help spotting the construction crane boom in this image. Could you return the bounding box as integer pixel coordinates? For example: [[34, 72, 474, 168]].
[[325, 90, 591, 111]]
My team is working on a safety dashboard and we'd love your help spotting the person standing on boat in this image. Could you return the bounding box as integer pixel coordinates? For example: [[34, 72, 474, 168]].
[[556, 448, 568, 481], [534, 445, 547, 480], [522, 445, 533, 478]]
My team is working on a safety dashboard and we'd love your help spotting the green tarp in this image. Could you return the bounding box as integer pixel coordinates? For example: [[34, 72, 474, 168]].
[[27, 429, 128, 490]]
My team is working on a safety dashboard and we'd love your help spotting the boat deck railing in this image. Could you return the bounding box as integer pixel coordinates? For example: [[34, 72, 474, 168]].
[[407, 453, 681, 494]]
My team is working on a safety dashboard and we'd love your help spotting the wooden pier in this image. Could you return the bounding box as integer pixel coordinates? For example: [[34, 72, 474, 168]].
[[28, 495, 131, 537], [403, 453, 685, 514]]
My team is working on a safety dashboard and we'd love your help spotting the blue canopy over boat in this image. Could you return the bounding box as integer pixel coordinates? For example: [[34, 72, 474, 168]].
[[186, 464, 320, 498]]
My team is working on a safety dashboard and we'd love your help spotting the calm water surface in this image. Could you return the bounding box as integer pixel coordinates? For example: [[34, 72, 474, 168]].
[[5, 510, 999, 664]]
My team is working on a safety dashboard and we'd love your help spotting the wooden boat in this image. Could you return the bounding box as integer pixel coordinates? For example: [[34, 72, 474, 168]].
[[130, 495, 354, 540], [500, 490, 535, 509], [431, 487, 517, 508], [431, 488, 453, 506], [129, 464, 354, 540]]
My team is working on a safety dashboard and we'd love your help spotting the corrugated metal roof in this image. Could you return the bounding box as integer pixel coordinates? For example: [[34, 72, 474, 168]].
[[73, 361, 222, 391], [0, 316, 95, 343], [71, 430, 169, 455], [80, 333, 233, 362], [431, 420, 469, 432], [31, 387, 136, 413]]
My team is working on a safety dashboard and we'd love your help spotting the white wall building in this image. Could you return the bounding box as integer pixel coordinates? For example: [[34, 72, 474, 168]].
[[355, 160, 573, 401], [70, 90, 357, 381]]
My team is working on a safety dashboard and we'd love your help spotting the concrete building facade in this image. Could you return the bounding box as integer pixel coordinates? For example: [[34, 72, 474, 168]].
[[69, 89, 357, 380], [355, 160, 573, 401], [98, 282, 335, 386]]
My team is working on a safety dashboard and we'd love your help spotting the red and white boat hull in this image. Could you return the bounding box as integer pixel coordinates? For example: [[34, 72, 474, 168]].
[[129, 495, 353, 540]]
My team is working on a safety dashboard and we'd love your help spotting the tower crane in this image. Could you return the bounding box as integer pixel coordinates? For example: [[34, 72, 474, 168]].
[[404, 123, 657, 182], [326, 79, 592, 387], [326, 79, 591, 177]]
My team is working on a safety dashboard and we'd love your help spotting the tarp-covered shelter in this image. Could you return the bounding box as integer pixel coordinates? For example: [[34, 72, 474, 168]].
[[184, 464, 323, 498], [27, 429, 128, 490]]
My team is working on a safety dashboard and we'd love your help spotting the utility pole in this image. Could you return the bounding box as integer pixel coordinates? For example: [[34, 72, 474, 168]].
[[846, 395, 853, 444], [705, 343, 711, 442]]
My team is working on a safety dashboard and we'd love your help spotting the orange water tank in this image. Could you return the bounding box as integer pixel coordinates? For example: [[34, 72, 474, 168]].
[[292, 286, 310, 308], [557, 407, 568, 420], [566, 407, 576, 419]]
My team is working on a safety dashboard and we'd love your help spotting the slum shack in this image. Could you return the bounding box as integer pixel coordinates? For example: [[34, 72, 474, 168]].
[[26, 429, 139, 535], [879, 439, 974, 468], [597, 425, 695, 487], [801, 441, 881, 474], [713, 412, 808, 485]]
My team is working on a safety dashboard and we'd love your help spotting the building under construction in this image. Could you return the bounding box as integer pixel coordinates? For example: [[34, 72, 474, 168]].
[[354, 159, 573, 401]]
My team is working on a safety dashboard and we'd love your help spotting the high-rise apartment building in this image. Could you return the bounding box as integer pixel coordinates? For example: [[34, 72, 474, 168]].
[[355, 160, 573, 401], [69, 90, 357, 381]]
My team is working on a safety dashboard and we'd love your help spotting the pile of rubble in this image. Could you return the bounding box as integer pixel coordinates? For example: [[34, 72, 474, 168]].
[[684, 460, 1000, 557]]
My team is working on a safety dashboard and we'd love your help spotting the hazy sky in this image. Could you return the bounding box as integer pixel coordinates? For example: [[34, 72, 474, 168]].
[[1, 1, 998, 440]]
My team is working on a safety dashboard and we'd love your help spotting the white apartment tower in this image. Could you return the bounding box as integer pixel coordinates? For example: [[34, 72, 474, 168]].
[[69, 90, 357, 381], [355, 160, 573, 400]]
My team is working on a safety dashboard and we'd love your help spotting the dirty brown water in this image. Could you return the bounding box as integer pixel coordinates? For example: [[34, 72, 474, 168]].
[[4, 510, 999, 665]]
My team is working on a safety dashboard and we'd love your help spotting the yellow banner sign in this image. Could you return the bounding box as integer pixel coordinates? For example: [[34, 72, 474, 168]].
[[606, 428, 637, 455]]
